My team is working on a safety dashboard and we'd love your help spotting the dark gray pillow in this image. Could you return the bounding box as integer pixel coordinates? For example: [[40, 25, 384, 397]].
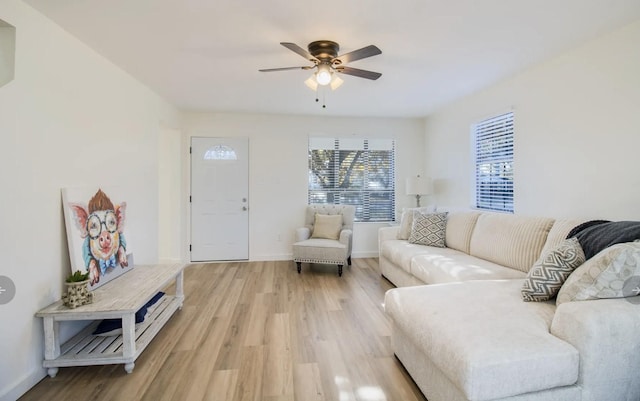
[[569, 221, 640, 259]]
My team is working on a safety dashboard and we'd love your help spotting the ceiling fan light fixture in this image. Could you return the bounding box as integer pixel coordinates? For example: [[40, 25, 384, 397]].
[[330, 74, 344, 90], [315, 64, 332, 86], [304, 75, 318, 91]]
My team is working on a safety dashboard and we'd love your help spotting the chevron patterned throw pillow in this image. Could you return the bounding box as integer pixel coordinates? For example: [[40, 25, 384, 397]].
[[522, 237, 586, 302], [408, 212, 448, 247]]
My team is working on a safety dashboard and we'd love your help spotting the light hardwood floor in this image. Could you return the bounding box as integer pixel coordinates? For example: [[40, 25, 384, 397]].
[[21, 258, 426, 401]]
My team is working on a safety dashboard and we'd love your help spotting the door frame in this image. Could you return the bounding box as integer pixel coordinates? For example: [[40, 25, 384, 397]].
[[189, 136, 249, 262]]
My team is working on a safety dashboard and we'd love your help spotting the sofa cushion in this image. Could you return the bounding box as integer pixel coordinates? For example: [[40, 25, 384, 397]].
[[380, 239, 461, 274], [522, 237, 586, 302], [397, 206, 436, 240], [445, 211, 481, 254], [410, 252, 526, 284], [557, 241, 640, 305], [540, 218, 585, 256], [408, 212, 447, 247], [469, 213, 554, 272], [385, 280, 579, 400]]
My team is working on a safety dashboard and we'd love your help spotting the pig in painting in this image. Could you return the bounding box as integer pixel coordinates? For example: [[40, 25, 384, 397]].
[[63, 188, 133, 290]]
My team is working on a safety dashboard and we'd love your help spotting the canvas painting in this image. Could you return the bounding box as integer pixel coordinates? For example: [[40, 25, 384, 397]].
[[62, 187, 134, 290]]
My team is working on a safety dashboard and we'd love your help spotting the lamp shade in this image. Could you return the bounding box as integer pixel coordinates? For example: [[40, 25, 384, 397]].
[[304, 75, 319, 91], [406, 176, 433, 196]]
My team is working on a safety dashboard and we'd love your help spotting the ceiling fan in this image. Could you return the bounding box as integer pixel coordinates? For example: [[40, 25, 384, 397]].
[[259, 40, 382, 91]]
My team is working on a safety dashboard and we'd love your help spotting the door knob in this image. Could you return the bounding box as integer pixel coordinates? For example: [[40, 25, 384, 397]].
[[242, 206, 247, 211]]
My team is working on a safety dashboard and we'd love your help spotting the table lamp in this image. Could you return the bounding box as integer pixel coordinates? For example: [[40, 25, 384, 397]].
[[406, 175, 433, 207]]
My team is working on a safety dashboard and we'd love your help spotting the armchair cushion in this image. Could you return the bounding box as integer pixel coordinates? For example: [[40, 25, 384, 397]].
[[311, 213, 343, 240]]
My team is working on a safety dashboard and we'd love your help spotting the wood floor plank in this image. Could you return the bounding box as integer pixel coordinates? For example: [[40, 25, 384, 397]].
[[235, 345, 265, 401], [244, 292, 272, 346], [175, 316, 232, 401], [203, 369, 239, 401], [20, 258, 426, 401], [262, 313, 293, 398], [293, 363, 325, 401]]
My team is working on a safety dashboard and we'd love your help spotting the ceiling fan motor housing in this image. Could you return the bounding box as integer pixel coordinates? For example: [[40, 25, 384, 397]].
[[308, 41, 339, 61]]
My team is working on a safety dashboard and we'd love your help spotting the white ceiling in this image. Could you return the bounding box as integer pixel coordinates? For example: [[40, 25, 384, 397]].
[[24, 0, 640, 118]]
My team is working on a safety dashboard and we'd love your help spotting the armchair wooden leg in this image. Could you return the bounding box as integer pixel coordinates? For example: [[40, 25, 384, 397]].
[[338, 265, 343, 277], [347, 256, 352, 266], [296, 262, 301, 274]]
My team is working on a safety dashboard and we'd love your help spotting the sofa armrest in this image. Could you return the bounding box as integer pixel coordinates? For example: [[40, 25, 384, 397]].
[[378, 226, 399, 242], [295, 227, 311, 242], [550, 299, 640, 400], [378, 226, 399, 255]]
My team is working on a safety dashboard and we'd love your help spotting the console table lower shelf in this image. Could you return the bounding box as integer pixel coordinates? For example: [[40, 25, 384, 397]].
[[36, 263, 186, 377]]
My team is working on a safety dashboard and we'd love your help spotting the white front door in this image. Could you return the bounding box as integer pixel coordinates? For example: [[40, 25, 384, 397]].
[[190, 137, 249, 261]]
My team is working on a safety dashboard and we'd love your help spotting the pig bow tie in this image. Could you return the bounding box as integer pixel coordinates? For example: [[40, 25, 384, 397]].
[[99, 255, 117, 270]]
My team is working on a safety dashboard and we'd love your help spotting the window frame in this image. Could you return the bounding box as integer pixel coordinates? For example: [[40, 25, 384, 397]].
[[308, 137, 395, 222], [472, 112, 514, 213]]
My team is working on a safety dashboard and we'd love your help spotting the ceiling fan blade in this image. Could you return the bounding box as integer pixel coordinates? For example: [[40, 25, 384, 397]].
[[259, 66, 314, 72], [335, 45, 381, 64], [336, 66, 382, 80], [280, 42, 319, 62]]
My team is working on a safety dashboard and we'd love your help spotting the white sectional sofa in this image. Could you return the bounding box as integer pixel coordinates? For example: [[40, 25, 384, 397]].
[[380, 211, 640, 401]]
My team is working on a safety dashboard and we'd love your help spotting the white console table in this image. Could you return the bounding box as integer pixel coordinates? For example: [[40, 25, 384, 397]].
[[36, 263, 186, 377]]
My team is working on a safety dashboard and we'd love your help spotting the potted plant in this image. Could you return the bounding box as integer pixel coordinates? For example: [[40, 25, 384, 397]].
[[63, 270, 93, 308]]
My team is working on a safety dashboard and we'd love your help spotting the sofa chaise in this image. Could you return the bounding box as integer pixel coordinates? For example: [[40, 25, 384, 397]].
[[380, 210, 640, 401]]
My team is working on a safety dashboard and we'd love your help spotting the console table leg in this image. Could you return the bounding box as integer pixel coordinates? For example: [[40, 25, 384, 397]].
[[175, 270, 185, 309], [124, 362, 135, 374], [121, 313, 136, 361], [47, 367, 59, 378], [43, 317, 60, 361]]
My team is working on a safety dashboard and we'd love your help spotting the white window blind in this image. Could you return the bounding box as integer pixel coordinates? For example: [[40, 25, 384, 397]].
[[308, 138, 395, 222], [473, 112, 514, 213]]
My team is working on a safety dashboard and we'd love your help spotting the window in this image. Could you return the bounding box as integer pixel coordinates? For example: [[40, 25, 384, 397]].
[[204, 145, 237, 160], [308, 138, 395, 222], [473, 112, 514, 213]]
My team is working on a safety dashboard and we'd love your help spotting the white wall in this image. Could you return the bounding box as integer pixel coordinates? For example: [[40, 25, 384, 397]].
[[424, 18, 640, 221], [0, 21, 16, 87], [182, 112, 425, 261], [158, 126, 183, 263], [0, 1, 180, 399]]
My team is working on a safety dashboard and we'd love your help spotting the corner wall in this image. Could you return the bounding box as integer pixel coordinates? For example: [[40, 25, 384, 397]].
[[0, 1, 180, 399], [424, 18, 640, 220]]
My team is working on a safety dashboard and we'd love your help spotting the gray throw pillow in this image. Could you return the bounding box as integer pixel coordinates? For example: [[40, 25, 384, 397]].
[[522, 237, 585, 302], [408, 212, 447, 247]]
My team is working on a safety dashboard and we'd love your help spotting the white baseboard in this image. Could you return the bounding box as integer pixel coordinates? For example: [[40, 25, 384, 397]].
[[249, 253, 293, 261], [352, 251, 379, 258], [184, 253, 379, 265], [247, 251, 378, 261], [1, 368, 46, 401], [158, 257, 183, 264]]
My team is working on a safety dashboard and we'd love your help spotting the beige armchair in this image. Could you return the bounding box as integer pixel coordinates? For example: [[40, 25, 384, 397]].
[[292, 205, 355, 276]]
